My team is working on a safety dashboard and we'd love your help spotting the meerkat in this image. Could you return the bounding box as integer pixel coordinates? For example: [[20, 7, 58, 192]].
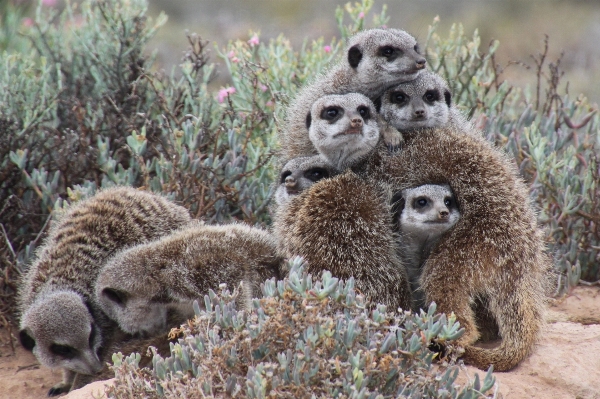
[[280, 28, 426, 163], [377, 70, 470, 133], [17, 187, 191, 395], [274, 155, 338, 208], [376, 126, 552, 371], [307, 93, 381, 170], [272, 171, 413, 312], [95, 222, 283, 336], [392, 184, 460, 311]]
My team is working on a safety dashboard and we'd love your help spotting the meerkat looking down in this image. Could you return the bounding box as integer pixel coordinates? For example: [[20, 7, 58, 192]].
[[307, 93, 381, 170], [17, 187, 191, 396], [95, 222, 283, 336], [281, 28, 426, 163], [274, 155, 338, 208], [377, 70, 469, 132], [394, 184, 460, 311]]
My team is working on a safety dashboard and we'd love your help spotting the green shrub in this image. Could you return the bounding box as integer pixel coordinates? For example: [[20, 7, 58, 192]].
[[106, 258, 497, 398]]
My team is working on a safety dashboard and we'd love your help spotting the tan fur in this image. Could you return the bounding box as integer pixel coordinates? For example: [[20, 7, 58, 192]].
[[281, 28, 425, 164], [373, 126, 551, 371], [95, 222, 283, 336], [17, 187, 191, 395], [272, 171, 412, 311]]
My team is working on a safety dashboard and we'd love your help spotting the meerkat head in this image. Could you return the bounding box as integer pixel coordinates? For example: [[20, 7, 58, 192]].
[[399, 184, 460, 238], [346, 28, 426, 94], [19, 290, 104, 375], [275, 155, 337, 207], [377, 71, 453, 132], [95, 250, 169, 336], [307, 93, 379, 169]]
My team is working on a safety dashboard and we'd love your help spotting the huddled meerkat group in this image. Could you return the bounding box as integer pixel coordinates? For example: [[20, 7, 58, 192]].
[[18, 26, 551, 395]]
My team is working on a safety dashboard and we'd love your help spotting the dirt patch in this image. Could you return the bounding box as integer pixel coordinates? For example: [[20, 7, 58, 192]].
[[3, 285, 599, 399]]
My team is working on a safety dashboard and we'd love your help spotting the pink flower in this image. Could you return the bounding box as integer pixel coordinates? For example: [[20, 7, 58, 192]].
[[259, 84, 268, 92], [248, 34, 259, 47], [358, 12, 364, 19], [22, 18, 34, 27], [266, 100, 274, 107], [42, 0, 57, 6], [227, 51, 240, 63], [217, 87, 236, 103], [324, 45, 332, 53]]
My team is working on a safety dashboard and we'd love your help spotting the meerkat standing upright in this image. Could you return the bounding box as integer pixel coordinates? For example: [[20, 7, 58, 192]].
[[379, 126, 552, 371], [17, 187, 191, 396], [272, 171, 413, 312], [95, 222, 283, 336], [394, 184, 460, 311], [281, 28, 426, 163], [377, 70, 471, 133]]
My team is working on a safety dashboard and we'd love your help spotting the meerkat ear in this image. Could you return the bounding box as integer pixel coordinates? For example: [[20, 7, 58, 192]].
[[373, 97, 382, 113], [347, 45, 363, 68], [19, 329, 36, 351], [390, 191, 406, 228], [444, 90, 452, 107], [305, 112, 312, 129]]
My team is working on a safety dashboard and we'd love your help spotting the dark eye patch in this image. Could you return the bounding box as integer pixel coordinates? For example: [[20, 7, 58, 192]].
[[102, 288, 128, 306], [304, 167, 329, 183], [321, 106, 343, 123], [424, 90, 440, 104], [50, 344, 78, 359], [414, 197, 428, 208], [377, 45, 402, 61], [357, 106, 371, 120], [389, 91, 409, 106], [444, 197, 453, 207], [88, 323, 97, 348]]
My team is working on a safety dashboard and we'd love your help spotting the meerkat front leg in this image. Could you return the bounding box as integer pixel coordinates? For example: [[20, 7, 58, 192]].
[[378, 115, 404, 151], [48, 369, 76, 396]]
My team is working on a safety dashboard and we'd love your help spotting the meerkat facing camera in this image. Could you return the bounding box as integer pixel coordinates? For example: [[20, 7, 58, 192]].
[[95, 222, 283, 336], [377, 70, 470, 133], [393, 184, 460, 311], [308, 93, 381, 170], [281, 28, 426, 164], [17, 187, 191, 396]]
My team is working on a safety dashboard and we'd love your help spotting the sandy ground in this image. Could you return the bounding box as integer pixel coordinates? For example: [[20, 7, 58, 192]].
[[1, 285, 598, 399]]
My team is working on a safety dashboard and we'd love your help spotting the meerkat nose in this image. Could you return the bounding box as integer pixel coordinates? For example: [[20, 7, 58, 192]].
[[284, 176, 297, 187], [415, 57, 426, 69], [414, 108, 425, 117], [439, 210, 449, 219], [350, 118, 363, 128]]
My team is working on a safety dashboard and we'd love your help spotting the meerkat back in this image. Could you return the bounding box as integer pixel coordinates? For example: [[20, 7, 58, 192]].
[[394, 184, 460, 311], [17, 186, 191, 395], [281, 28, 426, 163], [378, 70, 471, 133], [95, 222, 283, 336]]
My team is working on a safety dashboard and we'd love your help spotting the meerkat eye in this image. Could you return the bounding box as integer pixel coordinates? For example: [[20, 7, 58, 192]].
[[102, 288, 128, 306], [50, 344, 78, 359], [357, 106, 371, 120], [390, 91, 408, 106], [379, 46, 395, 58], [444, 198, 453, 207], [424, 90, 440, 104], [280, 170, 292, 183], [414, 44, 420, 53], [414, 197, 428, 208], [305, 167, 329, 182], [88, 324, 97, 348], [321, 106, 343, 121]]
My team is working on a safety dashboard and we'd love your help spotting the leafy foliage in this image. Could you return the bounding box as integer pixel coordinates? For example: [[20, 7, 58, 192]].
[[106, 258, 497, 398]]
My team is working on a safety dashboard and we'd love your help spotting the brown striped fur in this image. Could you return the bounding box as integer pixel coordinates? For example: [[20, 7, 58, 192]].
[[95, 222, 283, 336], [17, 186, 191, 395]]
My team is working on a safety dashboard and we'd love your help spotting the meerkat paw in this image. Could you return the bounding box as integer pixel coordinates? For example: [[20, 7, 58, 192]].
[[48, 382, 71, 396], [382, 125, 404, 152]]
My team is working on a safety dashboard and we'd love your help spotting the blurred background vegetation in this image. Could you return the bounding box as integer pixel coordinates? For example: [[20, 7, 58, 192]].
[[0, 0, 598, 331]]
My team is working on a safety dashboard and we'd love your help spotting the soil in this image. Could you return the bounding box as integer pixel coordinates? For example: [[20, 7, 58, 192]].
[[1, 285, 599, 399]]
